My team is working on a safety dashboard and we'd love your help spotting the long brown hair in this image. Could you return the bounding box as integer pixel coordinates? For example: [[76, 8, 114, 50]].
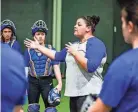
[[1, 28, 14, 42]]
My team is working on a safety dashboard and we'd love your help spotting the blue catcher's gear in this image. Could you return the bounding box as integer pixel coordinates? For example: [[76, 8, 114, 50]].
[[1, 19, 16, 36], [48, 88, 61, 106], [31, 20, 48, 36], [44, 107, 57, 112], [28, 103, 40, 112]]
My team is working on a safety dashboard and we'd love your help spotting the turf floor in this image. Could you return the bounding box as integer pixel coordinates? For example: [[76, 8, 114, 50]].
[[23, 79, 70, 112]]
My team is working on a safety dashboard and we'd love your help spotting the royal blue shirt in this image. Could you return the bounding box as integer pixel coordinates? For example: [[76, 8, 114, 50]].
[[99, 48, 138, 112], [10, 40, 21, 53], [1, 43, 27, 112]]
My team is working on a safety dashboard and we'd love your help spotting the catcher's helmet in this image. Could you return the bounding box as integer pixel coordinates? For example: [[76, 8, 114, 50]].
[[1, 19, 16, 36], [31, 20, 48, 36]]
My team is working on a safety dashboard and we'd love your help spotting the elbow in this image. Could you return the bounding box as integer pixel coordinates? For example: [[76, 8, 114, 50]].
[[87, 62, 99, 73], [87, 66, 98, 73], [51, 52, 56, 60], [54, 53, 59, 61], [51, 56, 55, 60]]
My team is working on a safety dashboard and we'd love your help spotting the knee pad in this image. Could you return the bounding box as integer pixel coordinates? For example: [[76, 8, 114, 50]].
[[28, 103, 40, 112], [44, 107, 57, 112]]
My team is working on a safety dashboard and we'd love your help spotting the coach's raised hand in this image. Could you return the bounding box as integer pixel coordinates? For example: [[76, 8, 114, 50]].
[[24, 37, 40, 49]]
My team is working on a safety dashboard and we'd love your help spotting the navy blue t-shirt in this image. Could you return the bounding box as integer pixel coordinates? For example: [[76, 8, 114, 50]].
[[99, 48, 138, 112], [1, 43, 27, 112]]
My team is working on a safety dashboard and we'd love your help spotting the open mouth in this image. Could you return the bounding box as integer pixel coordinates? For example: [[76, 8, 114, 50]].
[[74, 29, 77, 32]]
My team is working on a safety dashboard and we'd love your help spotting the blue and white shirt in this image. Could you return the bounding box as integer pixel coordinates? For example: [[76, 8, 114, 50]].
[[55, 37, 107, 96]]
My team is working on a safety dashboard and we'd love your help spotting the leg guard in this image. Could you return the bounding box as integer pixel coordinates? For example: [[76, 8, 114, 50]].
[[44, 107, 57, 112], [28, 103, 40, 112]]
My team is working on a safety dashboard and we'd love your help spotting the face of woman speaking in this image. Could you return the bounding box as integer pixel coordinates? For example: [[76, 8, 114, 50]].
[[74, 18, 90, 38]]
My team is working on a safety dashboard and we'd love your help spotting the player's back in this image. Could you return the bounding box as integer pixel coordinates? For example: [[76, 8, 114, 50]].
[[113, 48, 138, 112], [1, 43, 27, 112]]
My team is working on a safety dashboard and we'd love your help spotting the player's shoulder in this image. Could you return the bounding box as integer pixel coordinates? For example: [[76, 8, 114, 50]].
[[1, 43, 10, 49], [118, 48, 138, 63], [12, 40, 20, 45], [125, 48, 138, 59], [13, 40, 19, 43], [26, 48, 35, 54], [1, 44, 24, 71], [2, 43, 22, 58], [45, 44, 56, 50], [110, 48, 138, 70], [87, 37, 106, 48], [1, 43, 26, 80]]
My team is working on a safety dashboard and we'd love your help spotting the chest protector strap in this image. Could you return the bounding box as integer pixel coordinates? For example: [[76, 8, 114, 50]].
[[44, 44, 53, 76]]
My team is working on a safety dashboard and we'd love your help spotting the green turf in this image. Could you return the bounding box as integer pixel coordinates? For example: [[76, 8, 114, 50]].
[[23, 79, 69, 112]]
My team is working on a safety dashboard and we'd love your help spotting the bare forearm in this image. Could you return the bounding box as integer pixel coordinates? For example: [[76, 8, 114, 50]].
[[37, 45, 56, 59], [89, 98, 111, 112], [73, 51, 88, 71], [54, 65, 62, 85]]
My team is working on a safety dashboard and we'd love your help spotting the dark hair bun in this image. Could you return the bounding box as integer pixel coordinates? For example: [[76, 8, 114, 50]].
[[91, 15, 100, 26]]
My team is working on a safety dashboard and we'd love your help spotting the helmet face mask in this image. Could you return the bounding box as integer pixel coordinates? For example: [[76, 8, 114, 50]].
[[32, 20, 48, 36], [1, 19, 16, 42], [48, 88, 61, 107], [1, 19, 16, 34]]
